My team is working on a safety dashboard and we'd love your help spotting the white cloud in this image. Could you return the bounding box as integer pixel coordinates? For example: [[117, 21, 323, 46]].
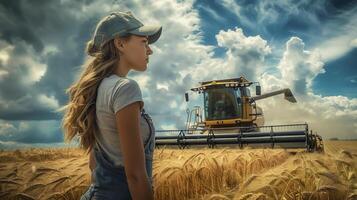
[[37, 94, 60, 110], [196, 4, 225, 22], [157, 83, 169, 90], [0, 93, 61, 120], [258, 37, 357, 139], [0, 41, 13, 65], [1, 40, 47, 84], [221, 0, 255, 30], [0, 41, 13, 81], [184, 27, 272, 85], [256, 0, 323, 25], [277, 37, 325, 94], [219, 0, 357, 63], [351, 38, 357, 48], [317, 33, 357, 62], [0, 119, 63, 145], [216, 27, 271, 55], [314, 6, 357, 62], [0, 122, 16, 136], [18, 121, 30, 132], [210, 27, 271, 80]]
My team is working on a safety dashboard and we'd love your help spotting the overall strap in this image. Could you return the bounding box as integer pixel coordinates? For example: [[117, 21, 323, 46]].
[[141, 108, 155, 149]]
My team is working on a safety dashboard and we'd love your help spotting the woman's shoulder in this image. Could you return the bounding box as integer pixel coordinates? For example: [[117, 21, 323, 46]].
[[113, 76, 140, 91], [104, 74, 136, 84], [98, 75, 142, 103], [101, 74, 138, 90], [103, 74, 142, 99]]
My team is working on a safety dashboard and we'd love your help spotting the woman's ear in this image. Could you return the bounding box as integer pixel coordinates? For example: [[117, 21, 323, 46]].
[[114, 38, 124, 53]]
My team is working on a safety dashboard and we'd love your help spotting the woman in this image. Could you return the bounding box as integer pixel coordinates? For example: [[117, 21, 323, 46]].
[[58, 11, 162, 200]]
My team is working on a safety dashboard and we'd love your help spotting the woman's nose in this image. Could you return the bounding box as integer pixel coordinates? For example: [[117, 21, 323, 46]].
[[147, 45, 153, 55]]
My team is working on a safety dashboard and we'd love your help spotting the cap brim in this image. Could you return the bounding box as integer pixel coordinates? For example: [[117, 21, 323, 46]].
[[128, 25, 162, 44]]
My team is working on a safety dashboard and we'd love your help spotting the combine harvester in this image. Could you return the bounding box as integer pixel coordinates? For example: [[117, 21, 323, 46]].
[[155, 77, 324, 152]]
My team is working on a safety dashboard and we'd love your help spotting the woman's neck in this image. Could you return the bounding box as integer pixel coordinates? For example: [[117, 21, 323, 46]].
[[114, 58, 130, 78]]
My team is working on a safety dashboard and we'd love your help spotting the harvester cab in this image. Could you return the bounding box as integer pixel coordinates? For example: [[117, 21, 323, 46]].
[[186, 77, 266, 130], [155, 76, 324, 152]]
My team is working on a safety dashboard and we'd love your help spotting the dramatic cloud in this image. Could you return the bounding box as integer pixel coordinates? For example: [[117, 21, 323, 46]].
[[258, 37, 357, 139], [0, 120, 63, 143], [0, 0, 211, 147], [215, 27, 271, 80], [315, 6, 357, 62], [277, 37, 325, 95], [0, 0, 356, 149]]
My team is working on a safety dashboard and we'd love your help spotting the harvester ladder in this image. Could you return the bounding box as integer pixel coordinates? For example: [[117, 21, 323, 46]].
[[185, 106, 202, 132]]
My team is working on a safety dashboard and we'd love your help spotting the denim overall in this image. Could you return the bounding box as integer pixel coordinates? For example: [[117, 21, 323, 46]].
[[80, 109, 155, 200]]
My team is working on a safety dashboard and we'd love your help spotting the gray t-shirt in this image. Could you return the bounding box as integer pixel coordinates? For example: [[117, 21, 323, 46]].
[[95, 74, 150, 167]]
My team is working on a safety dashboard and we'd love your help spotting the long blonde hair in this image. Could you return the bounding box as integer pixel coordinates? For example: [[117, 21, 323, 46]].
[[57, 35, 131, 155]]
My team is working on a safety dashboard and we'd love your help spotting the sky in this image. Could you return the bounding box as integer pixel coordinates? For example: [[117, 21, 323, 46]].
[[0, 0, 356, 149]]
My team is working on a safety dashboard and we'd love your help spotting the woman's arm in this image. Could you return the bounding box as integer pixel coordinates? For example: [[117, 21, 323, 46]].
[[115, 101, 154, 200], [89, 148, 96, 182], [89, 149, 96, 171]]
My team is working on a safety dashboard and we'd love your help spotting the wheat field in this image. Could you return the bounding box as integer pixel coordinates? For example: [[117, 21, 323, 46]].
[[0, 141, 356, 200]]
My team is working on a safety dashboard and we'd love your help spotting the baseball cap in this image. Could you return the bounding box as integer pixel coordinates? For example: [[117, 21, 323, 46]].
[[91, 11, 162, 52]]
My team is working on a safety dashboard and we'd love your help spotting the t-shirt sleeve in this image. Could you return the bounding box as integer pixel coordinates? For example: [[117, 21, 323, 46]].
[[111, 79, 144, 114]]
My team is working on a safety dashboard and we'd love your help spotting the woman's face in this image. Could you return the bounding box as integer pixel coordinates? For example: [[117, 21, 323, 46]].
[[116, 35, 153, 71]]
